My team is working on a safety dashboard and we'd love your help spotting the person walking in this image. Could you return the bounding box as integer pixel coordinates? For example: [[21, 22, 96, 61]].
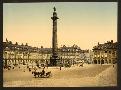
[[113, 64, 114, 68], [60, 66, 61, 70], [42, 68, 45, 75]]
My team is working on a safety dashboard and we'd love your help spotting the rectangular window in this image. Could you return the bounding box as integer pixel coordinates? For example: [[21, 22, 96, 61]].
[[109, 51, 111, 54]]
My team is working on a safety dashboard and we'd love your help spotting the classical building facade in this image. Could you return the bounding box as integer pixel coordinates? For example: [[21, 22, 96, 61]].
[[3, 39, 51, 68], [92, 40, 117, 64], [80, 50, 93, 64], [58, 44, 82, 66], [3, 39, 85, 67]]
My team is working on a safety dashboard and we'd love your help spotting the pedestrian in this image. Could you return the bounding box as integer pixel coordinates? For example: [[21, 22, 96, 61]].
[[23, 66, 25, 72], [42, 68, 45, 75], [60, 66, 61, 70], [29, 68, 31, 72], [113, 64, 114, 68]]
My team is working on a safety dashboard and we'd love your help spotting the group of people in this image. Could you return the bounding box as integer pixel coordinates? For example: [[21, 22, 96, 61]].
[[3, 64, 17, 70]]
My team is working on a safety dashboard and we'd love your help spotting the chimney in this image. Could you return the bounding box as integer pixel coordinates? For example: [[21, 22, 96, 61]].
[[41, 46, 43, 48], [98, 42, 99, 45], [111, 40, 113, 43]]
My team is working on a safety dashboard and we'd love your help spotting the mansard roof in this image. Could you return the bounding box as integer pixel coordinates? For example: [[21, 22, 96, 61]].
[[3, 41, 82, 53], [60, 45, 81, 50], [38, 48, 52, 54], [93, 40, 117, 50]]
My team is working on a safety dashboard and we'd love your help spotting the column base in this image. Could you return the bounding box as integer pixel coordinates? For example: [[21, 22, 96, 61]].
[[49, 55, 60, 66]]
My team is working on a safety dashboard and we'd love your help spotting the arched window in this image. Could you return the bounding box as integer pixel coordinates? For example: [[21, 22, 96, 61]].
[[101, 59, 104, 64], [94, 60, 97, 64]]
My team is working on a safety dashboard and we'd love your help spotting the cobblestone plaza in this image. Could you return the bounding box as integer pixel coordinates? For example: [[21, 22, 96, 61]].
[[3, 64, 117, 87]]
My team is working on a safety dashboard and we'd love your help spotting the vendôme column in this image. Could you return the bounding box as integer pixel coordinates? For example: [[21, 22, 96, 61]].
[[50, 7, 60, 66]]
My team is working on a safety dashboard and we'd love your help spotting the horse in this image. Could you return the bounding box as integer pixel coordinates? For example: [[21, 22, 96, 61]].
[[45, 71, 52, 78], [39, 71, 51, 78], [32, 70, 52, 78], [32, 71, 41, 78]]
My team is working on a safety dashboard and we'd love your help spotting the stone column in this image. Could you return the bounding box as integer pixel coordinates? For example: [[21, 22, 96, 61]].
[[50, 7, 60, 66]]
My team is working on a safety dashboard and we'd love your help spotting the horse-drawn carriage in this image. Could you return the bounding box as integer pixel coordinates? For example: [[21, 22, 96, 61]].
[[32, 70, 52, 78]]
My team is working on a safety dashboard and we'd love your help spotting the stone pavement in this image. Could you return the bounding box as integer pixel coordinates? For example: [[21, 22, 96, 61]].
[[3, 64, 117, 87]]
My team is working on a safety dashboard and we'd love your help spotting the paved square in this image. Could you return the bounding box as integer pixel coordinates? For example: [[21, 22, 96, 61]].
[[3, 64, 117, 87]]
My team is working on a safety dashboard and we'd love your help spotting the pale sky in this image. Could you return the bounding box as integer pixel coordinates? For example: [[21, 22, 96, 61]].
[[3, 2, 117, 49]]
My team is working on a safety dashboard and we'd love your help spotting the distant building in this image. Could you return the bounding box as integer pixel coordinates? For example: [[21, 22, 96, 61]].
[[4, 39, 101, 67], [58, 44, 82, 66], [80, 50, 93, 64], [3, 39, 84, 67], [92, 40, 117, 64], [3, 39, 51, 68]]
